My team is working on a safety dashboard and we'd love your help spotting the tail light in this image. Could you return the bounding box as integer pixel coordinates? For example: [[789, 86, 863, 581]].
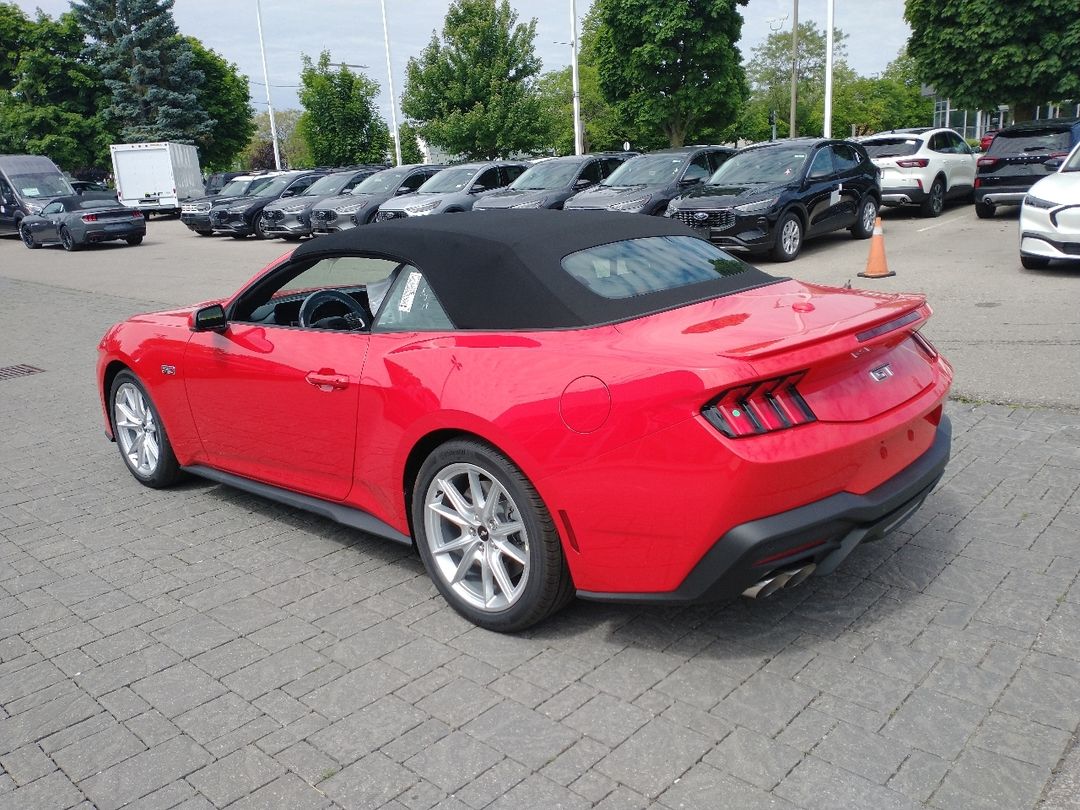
[[895, 158, 929, 168], [131, 210, 144, 218], [81, 213, 98, 222], [974, 178, 981, 188], [977, 156, 999, 169], [702, 372, 816, 438]]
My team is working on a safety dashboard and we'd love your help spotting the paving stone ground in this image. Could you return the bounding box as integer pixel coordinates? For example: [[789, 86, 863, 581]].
[[1, 272, 1079, 809]]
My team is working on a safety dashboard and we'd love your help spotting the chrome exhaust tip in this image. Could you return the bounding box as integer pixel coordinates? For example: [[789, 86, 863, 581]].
[[741, 563, 816, 599]]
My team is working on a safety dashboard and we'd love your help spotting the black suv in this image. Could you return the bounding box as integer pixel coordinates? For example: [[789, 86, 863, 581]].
[[563, 146, 733, 215], [181, 174, 277, 236], [665, 138, 880, 262], [473, 153, 636, 211], [975, 118, 1080, 218], [209, 171, 327, 239]]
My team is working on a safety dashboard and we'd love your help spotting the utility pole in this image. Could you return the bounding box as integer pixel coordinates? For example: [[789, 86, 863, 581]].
[[380, 0, 402, 166], [570, 0, 583, 155], [255, 0, 281, 170], [823, 0, 834, 138], [789, 0, 799, 138]]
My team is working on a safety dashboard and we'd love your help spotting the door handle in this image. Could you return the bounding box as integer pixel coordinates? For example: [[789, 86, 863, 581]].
[[305, 371, 349, 391]]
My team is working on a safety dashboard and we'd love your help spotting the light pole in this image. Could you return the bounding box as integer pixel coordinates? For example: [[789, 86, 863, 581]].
[[570, 0, 583, 155], [255, 0, 281, 170], [823, 0, 834, 138], [789, 0, 799, 138], [380, 0, 403, 166]]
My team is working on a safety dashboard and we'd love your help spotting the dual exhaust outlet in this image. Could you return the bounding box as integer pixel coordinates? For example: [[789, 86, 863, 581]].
[[741, 563, 817, 599]]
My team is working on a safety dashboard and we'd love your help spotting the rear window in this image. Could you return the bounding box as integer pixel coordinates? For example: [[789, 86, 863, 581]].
[[988, 128, 1072, 156], [862, 138, 922, 158], [561, 236, 750, 299]]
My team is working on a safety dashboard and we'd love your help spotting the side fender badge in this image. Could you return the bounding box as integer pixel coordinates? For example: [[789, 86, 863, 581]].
[[161, 364, 176, 376]]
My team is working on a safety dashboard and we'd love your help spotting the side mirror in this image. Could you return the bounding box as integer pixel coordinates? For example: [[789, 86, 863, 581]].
[[1045, 157, 1063, 171], [679, 176, 702, 186], [281, 189, 296, 198], [470, 184, 486, 194], [191, 304, 227, 333], [395, 186, 411, 195], [574, 178, 592, 189]]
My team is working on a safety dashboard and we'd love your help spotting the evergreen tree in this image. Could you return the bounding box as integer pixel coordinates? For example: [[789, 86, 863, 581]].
[[72, 0, 212, 144]]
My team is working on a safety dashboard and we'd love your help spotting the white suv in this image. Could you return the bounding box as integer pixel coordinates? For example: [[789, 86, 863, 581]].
[[1018, 141, 1080, 269], [861, 128, 976, 217]]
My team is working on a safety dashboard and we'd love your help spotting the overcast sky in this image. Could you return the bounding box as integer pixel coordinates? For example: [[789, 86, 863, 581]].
[[16, 0, 910, 129]]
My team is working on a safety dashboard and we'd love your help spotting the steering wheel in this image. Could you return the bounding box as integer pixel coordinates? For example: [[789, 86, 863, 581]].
[[298, 289, 371, 330]]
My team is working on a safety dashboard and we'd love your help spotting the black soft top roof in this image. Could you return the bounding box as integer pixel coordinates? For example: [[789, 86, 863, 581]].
[[292, 210, 780, 330]]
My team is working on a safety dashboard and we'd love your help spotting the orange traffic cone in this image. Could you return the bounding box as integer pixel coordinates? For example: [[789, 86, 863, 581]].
[[858, 217, 895, 279]]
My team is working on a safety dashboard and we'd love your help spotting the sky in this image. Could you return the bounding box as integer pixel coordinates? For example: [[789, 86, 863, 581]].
[[15, 0, 911, 129]]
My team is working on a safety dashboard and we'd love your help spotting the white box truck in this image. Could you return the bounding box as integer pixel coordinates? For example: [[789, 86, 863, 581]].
[[110, 142, 204, 215]]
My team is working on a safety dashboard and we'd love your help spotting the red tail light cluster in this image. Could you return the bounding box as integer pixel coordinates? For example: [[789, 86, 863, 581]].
[[977, 156, 999, 169], [82, 213, 98, 222], [702, 372, 816, 438], [895, 158, 930, 168], [131, 210, 144, 218]]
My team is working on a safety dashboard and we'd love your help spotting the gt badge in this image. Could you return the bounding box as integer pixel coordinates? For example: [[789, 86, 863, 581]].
[[870, 363, 893, 381]]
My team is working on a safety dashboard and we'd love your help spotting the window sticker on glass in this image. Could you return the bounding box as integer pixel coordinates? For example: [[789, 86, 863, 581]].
[[399, 271, 422, 312]]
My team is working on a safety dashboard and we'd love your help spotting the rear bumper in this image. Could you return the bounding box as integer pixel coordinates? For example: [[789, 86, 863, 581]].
[[975, 188, 1027, 206], [578, 415, 951, 603], [881, 186, 927, 205], [84, 223, 146, 242]]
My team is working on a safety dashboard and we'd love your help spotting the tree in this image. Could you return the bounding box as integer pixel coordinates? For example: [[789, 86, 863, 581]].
[[591, 0, 748, 147], [0, 7, 111, 171], [298, 52, 390, 166], [186, 38, 255, 171], [401, 0, 546, 159], [398, 121, 425, 164], [243, 109, 309, 169], [72, 0, 212, 143], [905, 0, 1080, 120]]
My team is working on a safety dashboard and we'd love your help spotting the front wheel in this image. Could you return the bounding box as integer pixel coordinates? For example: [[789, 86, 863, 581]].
[[109, 371, 182, 488], [253, 217, 268, 239], [1021, 254, 1051, 270], [975, 201, 995, 219], [413, 439, 573, 632], [126, 235, 143, 246], [850, 196, 878, 238], [771, 211, 803, 262], [20, 223, 38, 249], [59, 225, 78, 251]]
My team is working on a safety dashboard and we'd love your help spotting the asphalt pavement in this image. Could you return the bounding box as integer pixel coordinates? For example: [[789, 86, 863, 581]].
[[0, 207, 1078, 809]]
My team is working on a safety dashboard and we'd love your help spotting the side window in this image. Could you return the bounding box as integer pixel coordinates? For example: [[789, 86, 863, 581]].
[[474, 167, 501, 191], [950, 133, 971, 154], [579, 159, 603, 184], [682, 153, 711, 182], [287, 176, 319, 195], [402, 172, 427, 191], [0, 178, 12, 199], [342, 174, 368, 193], [374, 268, 454, 332], [929, 133, 950, 153], [807, 148, 835, 179], [831, 144, 861, 173], [501, 165, 525, 185], [600, 157, 623, 177], [42, 201, 64, 214]]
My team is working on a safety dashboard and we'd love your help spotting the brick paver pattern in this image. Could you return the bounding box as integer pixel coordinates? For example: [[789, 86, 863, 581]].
[[1, 277, 1078, 809]]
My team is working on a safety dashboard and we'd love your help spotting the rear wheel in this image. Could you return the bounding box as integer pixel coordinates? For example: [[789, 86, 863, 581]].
[[59, 226, 78, 251], [771, 211, 803, 262], [413, 439, 573, 632], [20, 223, 38, 249], [920, 177, 945, 217], [850, 196, 878, 238], [126, 235, 143, 246], [975, 201, 995, 219], [109, 371, 182, 488], [1021, 254, 1051, 270]]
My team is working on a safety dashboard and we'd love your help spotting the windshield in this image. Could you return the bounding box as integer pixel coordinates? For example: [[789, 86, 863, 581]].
[[511, 161, 580, 190], [302, 173, 357, 197], [219, 177, 266, 196], [256, 176, 297, 197], [988, 128, 1072, 156], [603, 155, 684, 186], [352, 168, 410, 194], [1062, 145, 1080, 172], [10, 173, 74, 198], [862, 138, 922, 158], [417, 167, 477, 193], [709, 146, 809, 185]]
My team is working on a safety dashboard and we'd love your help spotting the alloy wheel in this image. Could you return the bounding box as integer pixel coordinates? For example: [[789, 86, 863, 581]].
[[781, 218, 801, 256], [20, 225, 36, 248], [423, 462, 530, 611], [60, 227, 75, 251], [862, 200, 877, 232], [113, 382, 161, 476]]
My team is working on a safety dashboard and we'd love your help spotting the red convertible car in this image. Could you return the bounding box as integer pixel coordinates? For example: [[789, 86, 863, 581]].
[[98, 211, 952, 631]]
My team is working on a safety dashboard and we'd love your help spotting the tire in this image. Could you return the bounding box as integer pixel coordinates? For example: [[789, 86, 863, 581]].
[[253, 217, 267, 239], [412, 439, 574, 632], [1021, 254, 1051, 270], [770, 211, 803, 262], [920, 177, 946, 217], [126, 235, 143, 246], [59, 225, 78, 251], [108, 370, 183, 489], [20, 223, 38, 249], [850, 196, 878, 239], [975, 201, 995, 219]]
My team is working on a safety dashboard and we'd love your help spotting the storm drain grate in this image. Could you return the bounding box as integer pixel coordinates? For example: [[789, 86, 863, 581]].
[[0, 364, 44, 381]]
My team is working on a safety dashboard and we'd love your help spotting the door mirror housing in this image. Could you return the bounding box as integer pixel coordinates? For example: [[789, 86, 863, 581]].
[[574, 178, 593, 189], [280, 189, 296, 198], [1044, 157, 1063, 172], [191, 304, 228, 333], [395, 185, 412, 195], [470, 184, 487, 194]]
